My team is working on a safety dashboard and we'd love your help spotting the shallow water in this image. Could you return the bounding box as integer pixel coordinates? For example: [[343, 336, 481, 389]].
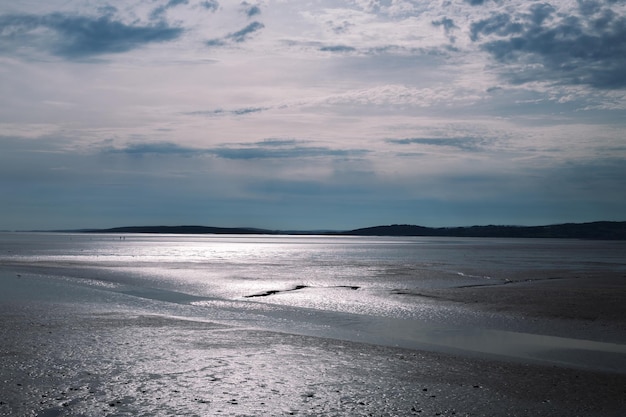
[[1, 232, 625, 372]]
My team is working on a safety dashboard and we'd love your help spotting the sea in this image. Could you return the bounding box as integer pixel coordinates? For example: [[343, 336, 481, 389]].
[[1, 232, 625, 372]]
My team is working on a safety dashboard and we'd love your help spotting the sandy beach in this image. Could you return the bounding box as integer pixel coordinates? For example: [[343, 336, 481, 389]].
[[1, 268, 625, 417]]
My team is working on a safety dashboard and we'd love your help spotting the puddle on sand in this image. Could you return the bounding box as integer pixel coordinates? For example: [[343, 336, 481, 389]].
[[327, 315, 626, 374]]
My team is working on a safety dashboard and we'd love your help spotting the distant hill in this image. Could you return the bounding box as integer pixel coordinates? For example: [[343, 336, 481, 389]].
[[87, 225, 278, 235], [84, 221, 626, 240], [344, 221, 626, 240]]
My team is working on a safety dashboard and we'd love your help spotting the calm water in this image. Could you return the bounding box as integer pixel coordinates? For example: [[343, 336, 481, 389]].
[[1, 232, 625, 371]]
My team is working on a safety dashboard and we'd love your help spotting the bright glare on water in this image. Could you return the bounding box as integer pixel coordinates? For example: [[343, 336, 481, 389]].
[[2, 233, 625, 318], [1, 232, 625, 372]]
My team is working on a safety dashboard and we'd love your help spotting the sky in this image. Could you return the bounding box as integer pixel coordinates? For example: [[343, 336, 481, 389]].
[[1, 0, 625, 231]]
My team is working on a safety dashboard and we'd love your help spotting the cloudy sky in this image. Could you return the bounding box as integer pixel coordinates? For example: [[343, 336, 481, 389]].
[[1, 0, 625, 230]]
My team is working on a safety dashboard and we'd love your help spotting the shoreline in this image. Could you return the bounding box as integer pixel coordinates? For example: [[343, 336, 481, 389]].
[[3, 266, 625, 361]]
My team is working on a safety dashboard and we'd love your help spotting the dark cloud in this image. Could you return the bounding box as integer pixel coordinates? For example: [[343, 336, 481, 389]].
[[528, 3, 556, 25], [205, 38, 226, 47], [97, 5, 118, 16], [470, 14, 523, 41], [432, 17, 457, 33], [578, 0, 604, 16], [470, 1, 626, 89], [186, 106, 268, 116], [432, 17, 458, 43], [200, 1, 219, 12], [328, 20, 353, 34], [255, 139, 301, 147], [245, 5, 261, 17], [240, 2, 261, 17], [0, 13, 183, 58], [107, 142, 200, 156], [232, 106, 266, 115], [319, 45, 356, 52], [385, 137, 486, 151], [207, 21, 264, 46], [211, 145, 367, 160], [227, 21, 264, 42], [150, 0, 189, 20], [212, 139, 367, 160], [168, 0, 190, 7], [108, 141, 368, 160]]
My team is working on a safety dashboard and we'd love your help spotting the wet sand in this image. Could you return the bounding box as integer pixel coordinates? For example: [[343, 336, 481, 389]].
[[1, 271, 626, 416], [414, 271, 626, 340]]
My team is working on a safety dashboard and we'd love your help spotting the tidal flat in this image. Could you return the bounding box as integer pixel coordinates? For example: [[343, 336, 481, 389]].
[[1, 302, 625, 417], [1, 234, 625, 416]]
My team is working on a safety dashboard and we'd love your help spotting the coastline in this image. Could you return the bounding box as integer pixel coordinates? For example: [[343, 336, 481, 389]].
[[1, 267, 625, 416]]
